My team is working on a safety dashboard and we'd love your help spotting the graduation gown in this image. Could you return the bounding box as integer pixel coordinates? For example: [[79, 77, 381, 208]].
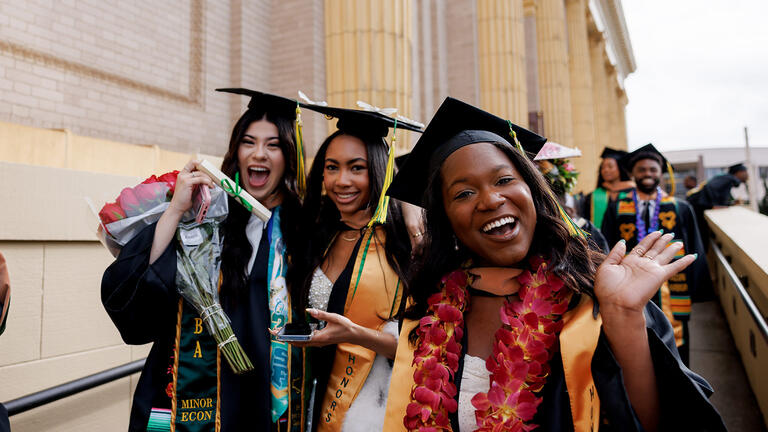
[[384, 296, 725, 431], [102, 223, 309, 432], [579, 188, 610, 230]]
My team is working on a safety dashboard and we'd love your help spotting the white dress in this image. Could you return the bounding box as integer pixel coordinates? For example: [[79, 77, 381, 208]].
[[309, 268, 398, 432], [457, 354, 491, 432]]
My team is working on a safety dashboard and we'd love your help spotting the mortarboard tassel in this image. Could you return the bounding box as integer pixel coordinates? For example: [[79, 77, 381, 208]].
[[368, 119, 398, 227], [507, 119, 586, 239], [666, 160, 676, 197], [295, 102, 307, 199]]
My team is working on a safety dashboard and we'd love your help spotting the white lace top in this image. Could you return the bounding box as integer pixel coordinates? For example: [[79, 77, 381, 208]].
[[458, 354, 491, 432], [308, 268, 398, 431]]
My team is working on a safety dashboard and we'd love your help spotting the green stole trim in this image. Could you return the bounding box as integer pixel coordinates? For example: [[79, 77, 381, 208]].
[[590, 187, 608, 230], [613, 190, 691, 319]]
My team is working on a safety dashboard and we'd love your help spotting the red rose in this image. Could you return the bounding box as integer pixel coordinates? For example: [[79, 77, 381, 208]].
[[117, 187, 142, 217], [157, 170, 180, 195], [141, 174, 159, 185], [98, 201, 127, 225]]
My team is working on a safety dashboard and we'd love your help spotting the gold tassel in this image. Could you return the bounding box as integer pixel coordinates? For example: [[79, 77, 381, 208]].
[[508, 120, 525, 155], [368, 119, 398, 227], [295, 103, 307, 199], [666, 161, 676, 197]]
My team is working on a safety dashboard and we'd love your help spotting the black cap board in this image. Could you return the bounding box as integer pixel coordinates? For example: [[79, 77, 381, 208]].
[[299, 104, 423, 139], [388, 97, 546, 206], [600, 147, 628, 160], [728, 163, 747, 174], [216, 88, 297, 119], [621, 143, 669, 174]]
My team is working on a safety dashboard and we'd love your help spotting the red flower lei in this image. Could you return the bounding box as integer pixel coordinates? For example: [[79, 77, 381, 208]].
[[404, 257, 571, 431]]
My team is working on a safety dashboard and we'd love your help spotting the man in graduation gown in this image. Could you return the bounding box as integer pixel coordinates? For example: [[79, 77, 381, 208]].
[[0, 252, 10, 432], [601, 144, 712, 366], [687, 163, 749, 250]]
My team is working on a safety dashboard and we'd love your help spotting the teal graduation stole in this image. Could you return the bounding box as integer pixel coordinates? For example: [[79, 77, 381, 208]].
[[590, 187, 608, 230], [266, 206, 290, 422]]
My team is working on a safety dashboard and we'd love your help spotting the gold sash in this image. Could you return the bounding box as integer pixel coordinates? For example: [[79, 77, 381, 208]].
[[317, 227, 403, 431], [384, 296, 602, 431]]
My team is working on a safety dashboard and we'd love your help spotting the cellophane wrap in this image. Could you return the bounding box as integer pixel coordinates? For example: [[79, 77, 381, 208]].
[[174, 219, 254, 375]]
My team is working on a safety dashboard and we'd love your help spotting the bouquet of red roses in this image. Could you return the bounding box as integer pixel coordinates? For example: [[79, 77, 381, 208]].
[[94, 169, 252, 374]]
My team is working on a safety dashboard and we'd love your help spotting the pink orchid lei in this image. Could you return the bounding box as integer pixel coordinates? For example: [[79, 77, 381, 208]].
[[404, 258, 571, 432]]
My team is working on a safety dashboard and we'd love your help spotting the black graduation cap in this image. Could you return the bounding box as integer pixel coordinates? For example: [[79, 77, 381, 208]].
[[299, 104, 423, 139], [388, 97, 546, 206], [728, 163, 747, 174], [215, 88, 297, 119], [620, 143, 669, 174], [600, 147, 628, 160]]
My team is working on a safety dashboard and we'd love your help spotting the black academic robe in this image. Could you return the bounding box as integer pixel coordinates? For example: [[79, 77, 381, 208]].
[[0, 403, 8, 432], [102, 223, 304, 432], [687, 174, 741, 209], [447, 300, 724, 431]]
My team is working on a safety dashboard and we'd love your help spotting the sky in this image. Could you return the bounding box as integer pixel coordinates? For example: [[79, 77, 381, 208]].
[[622, 0, 768, 152]]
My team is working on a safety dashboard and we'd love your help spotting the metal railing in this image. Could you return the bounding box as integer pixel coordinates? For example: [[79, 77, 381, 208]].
[[4, 358, 145, 416], [711, 242, 768, 343]]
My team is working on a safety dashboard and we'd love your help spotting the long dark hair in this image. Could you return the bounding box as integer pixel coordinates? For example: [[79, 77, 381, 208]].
[[405, 141, 604, 328], [596, 157, 630, 189], [219, 108, 301, 302], [286, 130, 412, 316]]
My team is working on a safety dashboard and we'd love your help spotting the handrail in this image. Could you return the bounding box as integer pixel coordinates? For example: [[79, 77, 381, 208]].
[[712, 242, 768, 343], [4, 358, 145, 416]]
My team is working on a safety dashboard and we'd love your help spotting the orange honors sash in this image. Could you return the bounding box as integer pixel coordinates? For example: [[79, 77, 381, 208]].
[[384, 296, 602, 431], [317, 227, 403, 431]]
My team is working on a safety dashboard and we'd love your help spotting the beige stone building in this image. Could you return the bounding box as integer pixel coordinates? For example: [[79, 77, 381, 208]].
[[0, 1, 634, 430]]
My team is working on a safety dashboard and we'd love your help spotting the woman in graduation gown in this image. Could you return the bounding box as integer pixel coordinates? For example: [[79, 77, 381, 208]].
[[285, 104, 421, 431], [101, 89, 310, 432], [579, 148, 634, 230], [383, 97, 725, 431]]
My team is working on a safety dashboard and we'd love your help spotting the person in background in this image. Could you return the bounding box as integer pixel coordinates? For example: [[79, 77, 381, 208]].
[[687, 163, 749, 249], [579, 148, 635, 230], [601, 144, 712, 365], [0, 252, 10, 432], [683, 175, 698, 192]]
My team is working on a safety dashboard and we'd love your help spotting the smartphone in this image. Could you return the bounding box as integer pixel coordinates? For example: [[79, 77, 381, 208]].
[[193, 184, 211, 223], [276, 322, 313, 342]]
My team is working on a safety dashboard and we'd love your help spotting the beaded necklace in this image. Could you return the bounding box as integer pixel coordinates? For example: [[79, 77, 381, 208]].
[[632, 186, 663, 241]]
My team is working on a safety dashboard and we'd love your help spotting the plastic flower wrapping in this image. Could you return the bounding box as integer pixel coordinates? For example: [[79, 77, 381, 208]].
[[537, 158, 579, 194], [93, 171, 253, 374]]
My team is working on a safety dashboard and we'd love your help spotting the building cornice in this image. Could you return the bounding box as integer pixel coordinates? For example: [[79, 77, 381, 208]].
[[590, 0, 636, 82]]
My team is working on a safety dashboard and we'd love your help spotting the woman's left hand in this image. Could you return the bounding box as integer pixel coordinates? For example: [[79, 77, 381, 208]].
[[284, 309, 360, 348], [595, 230, 697, 315]]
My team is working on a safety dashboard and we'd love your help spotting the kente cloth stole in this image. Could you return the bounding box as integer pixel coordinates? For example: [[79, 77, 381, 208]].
[[382, 296, 602, 432], [316, 227, 403, 431], [590, 187, 608, 230], [614, 190, 690, 318], [146, 299, 221, 432]]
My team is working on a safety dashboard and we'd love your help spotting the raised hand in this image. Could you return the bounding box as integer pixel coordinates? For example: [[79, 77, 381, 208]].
[[168, 159, 215, 216], [594, 231, 697, 315]]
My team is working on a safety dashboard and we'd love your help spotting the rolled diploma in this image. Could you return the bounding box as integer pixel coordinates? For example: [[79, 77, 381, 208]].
[[197, 159, 272, 222]]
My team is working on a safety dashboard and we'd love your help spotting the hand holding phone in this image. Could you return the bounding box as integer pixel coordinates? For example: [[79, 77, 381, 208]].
[[192, 184, 211, 223], [275, 322, 313, 342]]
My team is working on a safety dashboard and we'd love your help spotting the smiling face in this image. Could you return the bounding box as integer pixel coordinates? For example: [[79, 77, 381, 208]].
[[236, 119, 286, 207], [600, 158, 620, 183], [631, 158, 662, 194], [441, 143, 537, 267], [323, 134, 371, 221]]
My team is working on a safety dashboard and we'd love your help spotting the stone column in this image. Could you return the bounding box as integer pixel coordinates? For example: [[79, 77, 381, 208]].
[[324, 0, 414, 144], [477, 0, 528, 124], [565, 0, 597, 193], [535, 0, 574, 146], [589, 32, 609, 154], [605, 62, 620, 150], [616, 88, 628, 150]]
